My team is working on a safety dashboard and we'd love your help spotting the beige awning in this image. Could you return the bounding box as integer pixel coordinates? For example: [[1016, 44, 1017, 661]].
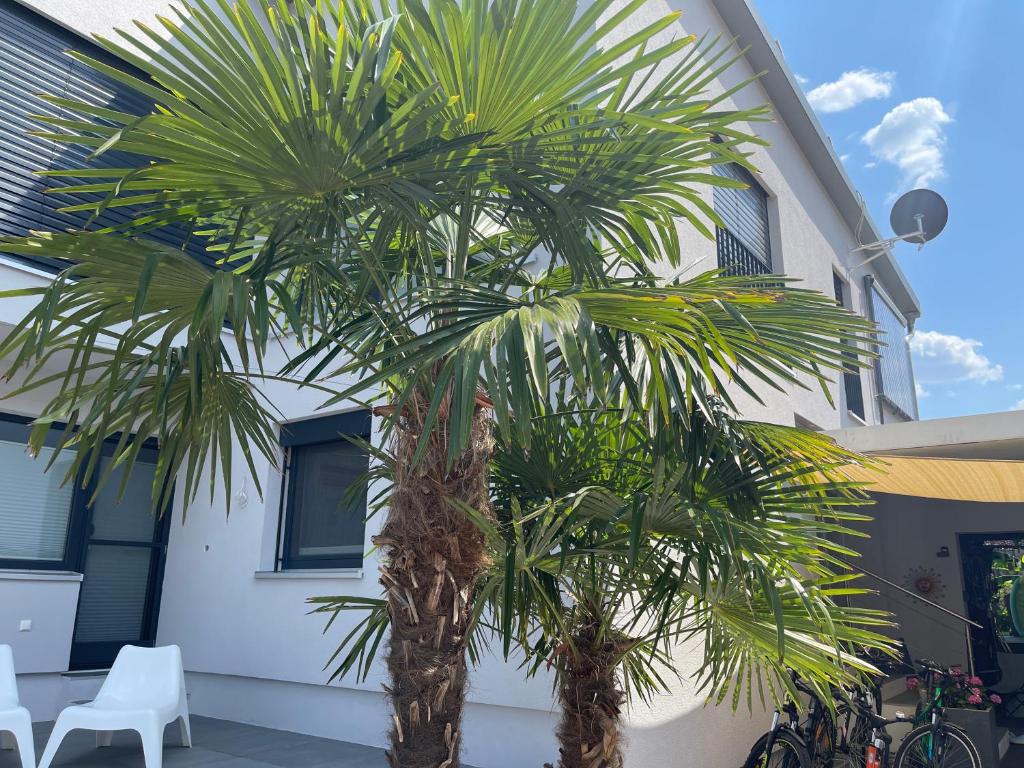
[[843, 456, 1024, 503]]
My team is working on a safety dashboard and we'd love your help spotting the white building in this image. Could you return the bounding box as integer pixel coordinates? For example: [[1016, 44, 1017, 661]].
[[0, 1, 923, 767]]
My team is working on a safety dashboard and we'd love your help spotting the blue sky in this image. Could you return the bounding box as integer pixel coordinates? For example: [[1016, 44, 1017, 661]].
[[757, 1, 1023, 419]]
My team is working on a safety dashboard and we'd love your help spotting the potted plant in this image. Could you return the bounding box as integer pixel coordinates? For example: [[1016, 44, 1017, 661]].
[[907, 668, 1005, 767]]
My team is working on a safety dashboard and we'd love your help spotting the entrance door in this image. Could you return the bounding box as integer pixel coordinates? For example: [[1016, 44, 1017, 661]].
[[70, 450, 170, 670], [959, 532, 1024, 687]]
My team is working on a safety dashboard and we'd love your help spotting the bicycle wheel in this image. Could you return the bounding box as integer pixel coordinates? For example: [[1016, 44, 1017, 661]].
[[831, 704, 872, 768], [892, 723, 982, 768], [743, 730, 813, 768], [808, 707, 838, 768]]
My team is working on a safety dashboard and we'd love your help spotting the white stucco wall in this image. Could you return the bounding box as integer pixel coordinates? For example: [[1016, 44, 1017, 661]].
[[12, 0, 179, 41], [847, 494, 1024, 669], [0, 572, 81, 675]]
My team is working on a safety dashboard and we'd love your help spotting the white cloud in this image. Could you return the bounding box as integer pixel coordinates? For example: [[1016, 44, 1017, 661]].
[[840, 153, 850, 163], [1013, 399, 1024, 411], [1008, 384, 1023, 391], [795, 74, 809, 86], [807, 69, 895, 113], [910, 330, 1003, 385], [915, 382, 930, 399], [862, 97, 952, 187]]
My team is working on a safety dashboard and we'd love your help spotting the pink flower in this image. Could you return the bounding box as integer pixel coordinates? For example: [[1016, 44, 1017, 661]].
[[906, 676, 921, 690], [971, 687, 982, 696], [968, 676, 984, 687], [950, 666, 963, 676], [968, 694, 983, 705], [990, 694, 1003, 705]]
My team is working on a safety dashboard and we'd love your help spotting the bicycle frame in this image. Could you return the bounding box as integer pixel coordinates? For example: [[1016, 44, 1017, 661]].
[[761, 699, 802, 760], [913, 672, 945, 726], [909, 666, 958, 767]]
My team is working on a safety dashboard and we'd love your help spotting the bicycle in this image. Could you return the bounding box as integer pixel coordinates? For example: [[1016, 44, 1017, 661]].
[[894, 659, 983, 768], [742, 672, 850, 768], [743, 658, 983, 768], [833, 659, 982, 768], [829, 685, 880, 768]]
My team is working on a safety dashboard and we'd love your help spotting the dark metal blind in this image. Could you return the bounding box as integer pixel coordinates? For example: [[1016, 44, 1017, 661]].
[[0, 1, 206, 271], [712, 162, 771, 269], [279, 410, 372, 447], [716, 226, 772, 278], [867, 280, 918, 420], [832, 273, 866, 420]]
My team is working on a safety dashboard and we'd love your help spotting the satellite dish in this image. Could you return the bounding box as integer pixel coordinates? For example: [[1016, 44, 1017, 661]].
[[890, 188, 948, 244]]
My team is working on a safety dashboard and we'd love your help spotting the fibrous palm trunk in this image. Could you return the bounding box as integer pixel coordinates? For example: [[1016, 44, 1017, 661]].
[[555, 622, 625, 768], [374, 391, 493, 768]]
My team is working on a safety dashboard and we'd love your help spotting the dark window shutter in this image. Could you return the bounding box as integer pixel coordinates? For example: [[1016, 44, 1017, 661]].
[[0, 1, 209, 271], [712, 162, 772, 272], [833, 272, 866, 420]]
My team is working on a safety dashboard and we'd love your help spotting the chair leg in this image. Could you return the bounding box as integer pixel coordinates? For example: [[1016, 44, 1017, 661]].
[[137, 723, 163, 768], [7, 716, 37, 768], [97, 729, 113, 747], [37, 715, 73, 768], [177, 714, 192, 748]]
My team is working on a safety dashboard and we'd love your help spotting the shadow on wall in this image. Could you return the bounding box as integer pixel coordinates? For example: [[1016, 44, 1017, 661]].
[[621, 641, 771, 768], [624, 695, 770, 768], [845, 493, 1024, 668]]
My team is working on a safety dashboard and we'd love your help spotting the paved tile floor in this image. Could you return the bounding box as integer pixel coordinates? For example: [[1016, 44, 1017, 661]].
[[0, 715, 390, 768], [1, 713, 1016, 767]]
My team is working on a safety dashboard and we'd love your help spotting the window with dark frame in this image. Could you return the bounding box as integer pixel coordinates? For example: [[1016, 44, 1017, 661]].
[[832, 272, 866, 421], [712, 162, 773, 277], [278, 411, 371, 571], [865, 278, 918, 421], [0, 414, 84, 570], [0, 412, 164, 574]]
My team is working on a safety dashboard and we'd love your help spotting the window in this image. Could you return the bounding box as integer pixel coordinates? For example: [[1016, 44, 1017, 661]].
[[0, 1, 209, 273], [865, 277, 918, 421], [832, 273, 866, 420], [0, 413, 166, 573], [279, 411, 371, 570], [712, 162, 772, 276], [0, 415, 83, 569]]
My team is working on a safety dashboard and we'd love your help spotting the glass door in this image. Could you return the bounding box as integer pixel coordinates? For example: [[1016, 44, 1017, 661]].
[[959, 532, 1024, 687], [70, 450, 170, 670]]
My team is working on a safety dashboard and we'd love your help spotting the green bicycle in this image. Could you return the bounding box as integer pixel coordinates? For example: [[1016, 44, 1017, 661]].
[[894, 659, 983, 768], [835, 659, 982, 768]]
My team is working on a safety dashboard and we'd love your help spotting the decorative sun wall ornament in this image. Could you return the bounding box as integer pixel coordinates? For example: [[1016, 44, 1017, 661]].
[[904, 566, 946, 599]]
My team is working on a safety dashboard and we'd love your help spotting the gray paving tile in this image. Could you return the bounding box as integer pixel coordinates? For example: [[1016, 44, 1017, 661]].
[[244, 739, 390, 768], [5, 715, 392, 768]]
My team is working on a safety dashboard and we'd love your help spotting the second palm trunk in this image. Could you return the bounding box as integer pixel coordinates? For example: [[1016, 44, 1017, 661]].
[[555, 620, 626, 768]]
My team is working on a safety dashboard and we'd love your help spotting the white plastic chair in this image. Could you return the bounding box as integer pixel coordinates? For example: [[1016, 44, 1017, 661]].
[[38, 644, 191, 768], [0, 645, 36, 768]]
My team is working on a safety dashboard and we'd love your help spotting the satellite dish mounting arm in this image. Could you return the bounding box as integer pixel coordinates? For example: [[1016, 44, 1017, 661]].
[[849, 215, 925, 274], [850, 188, 947, 274]]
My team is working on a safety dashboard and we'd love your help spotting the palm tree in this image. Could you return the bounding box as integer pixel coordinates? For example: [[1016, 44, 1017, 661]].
[[314, 395, 893, 767], [0, 1, 879, 765]]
